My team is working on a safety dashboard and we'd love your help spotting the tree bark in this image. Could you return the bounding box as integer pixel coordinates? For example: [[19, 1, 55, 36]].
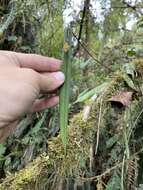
[[84, 0, 90, 60]]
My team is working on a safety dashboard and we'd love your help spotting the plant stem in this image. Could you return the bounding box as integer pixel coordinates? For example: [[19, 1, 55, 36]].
[[60, 26, 72, 153]]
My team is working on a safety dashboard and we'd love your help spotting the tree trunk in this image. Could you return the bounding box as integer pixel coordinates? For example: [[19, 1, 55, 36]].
[[84, 0, 90, 60]]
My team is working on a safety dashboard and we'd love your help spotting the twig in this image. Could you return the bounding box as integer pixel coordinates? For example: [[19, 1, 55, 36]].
[[95, 99, 103, 155], [91, 6, 143, 10], [72, 32, 112, 72], [75, 0, 87, 54], [78, 148, 143, 182], [121, 155, 125, 190], [73, 32, 100, 63]]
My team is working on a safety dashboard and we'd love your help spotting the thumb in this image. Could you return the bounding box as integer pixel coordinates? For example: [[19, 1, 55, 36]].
[[38, 71, 65, 93]]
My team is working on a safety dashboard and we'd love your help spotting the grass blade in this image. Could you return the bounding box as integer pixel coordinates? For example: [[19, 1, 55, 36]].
[[60, 27, 72, 152]]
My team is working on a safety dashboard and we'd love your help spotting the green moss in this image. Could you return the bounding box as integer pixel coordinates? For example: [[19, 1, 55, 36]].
[[1, 68, 141, 190], [0, 155, 49, 190], [0, 109, 97, 190]]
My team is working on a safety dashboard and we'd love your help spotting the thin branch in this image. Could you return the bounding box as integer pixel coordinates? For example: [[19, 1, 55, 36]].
[[91, 6, 143, 10], [73, 32, 100, 63], [78, 148, 143, 182], [76, 0, 87, 54], [72, 32, 112, 72], [95, 99, 103, 155]]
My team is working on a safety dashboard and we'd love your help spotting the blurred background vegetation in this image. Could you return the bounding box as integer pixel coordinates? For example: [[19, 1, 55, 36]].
[[0, 0, 143, 189]]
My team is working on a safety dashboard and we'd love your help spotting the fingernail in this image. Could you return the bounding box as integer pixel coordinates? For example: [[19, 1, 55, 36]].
[[53, 71, 65, 81]]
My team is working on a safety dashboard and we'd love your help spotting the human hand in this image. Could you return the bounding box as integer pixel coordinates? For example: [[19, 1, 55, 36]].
[[0, 51, 64, 142]]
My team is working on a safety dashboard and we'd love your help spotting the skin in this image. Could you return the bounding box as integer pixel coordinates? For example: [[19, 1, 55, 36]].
[[0, 51, 65, 142]]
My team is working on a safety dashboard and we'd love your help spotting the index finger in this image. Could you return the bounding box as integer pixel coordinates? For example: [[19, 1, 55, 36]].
[[0, 51, 62, 72]]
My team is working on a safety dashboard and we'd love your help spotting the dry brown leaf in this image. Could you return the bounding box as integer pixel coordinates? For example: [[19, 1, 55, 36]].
[[108, 91, 133, 107]]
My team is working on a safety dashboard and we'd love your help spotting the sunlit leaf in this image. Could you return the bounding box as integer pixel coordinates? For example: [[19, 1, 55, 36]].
[[75, 82, 110, 103], [123, 74, 137, 91], [123, 63, 136, 78]]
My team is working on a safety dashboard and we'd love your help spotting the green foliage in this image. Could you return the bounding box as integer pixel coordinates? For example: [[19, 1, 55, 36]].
[[106, 171, 121, 190], [122, 63, 136, 78], [0, 0, 143, 189], [122, 73, 137, 91], [106, 135, 119, 149], [75, 81, 111, 103], [30, 112, 47, 135], [127, 49, 137, 57], [0, 144, 6, 157]]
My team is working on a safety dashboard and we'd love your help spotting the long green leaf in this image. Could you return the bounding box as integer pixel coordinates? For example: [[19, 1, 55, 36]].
[[75, 82, 110, 103], [60, 27, 72, 152]]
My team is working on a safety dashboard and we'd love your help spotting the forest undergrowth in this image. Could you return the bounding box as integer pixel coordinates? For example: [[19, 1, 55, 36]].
[[0, 0, 143, 190], [1, 58, 143, 189]]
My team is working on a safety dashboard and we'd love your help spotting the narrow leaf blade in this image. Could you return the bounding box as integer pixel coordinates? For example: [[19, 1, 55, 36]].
[[60, 27, 72, 152]]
